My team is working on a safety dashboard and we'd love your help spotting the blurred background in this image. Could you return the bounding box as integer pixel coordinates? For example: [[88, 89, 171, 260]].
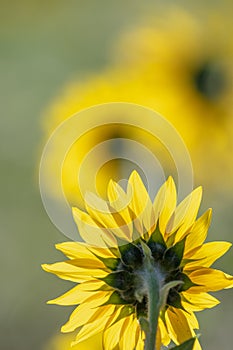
[[1, 0, 232, 350]]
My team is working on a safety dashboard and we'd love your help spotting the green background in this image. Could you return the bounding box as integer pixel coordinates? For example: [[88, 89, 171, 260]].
[[0, 1, 232, 349]]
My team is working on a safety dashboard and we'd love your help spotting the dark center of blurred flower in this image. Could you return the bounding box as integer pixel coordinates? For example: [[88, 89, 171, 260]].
[[193, 62, 226, 100], [108, 132, 126, 157]]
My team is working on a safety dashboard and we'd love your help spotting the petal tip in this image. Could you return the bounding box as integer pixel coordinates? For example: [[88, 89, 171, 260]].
[[167, 175, 175, 184], [41, 263, 49, 272], [196, 186, 203, 195], [55, 243, 62, 250], [131, 169, 139, 178], [61, 323, 72, 333], [206, 208, 213, 222], [72, 207, 79, 215]]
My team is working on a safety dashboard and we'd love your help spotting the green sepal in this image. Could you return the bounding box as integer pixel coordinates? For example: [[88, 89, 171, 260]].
[[100, 270, 133, 290], [118, 239, 138, 257], [159, 280, 184, 309], [166, 231, 176, 247], [108, 246, 121, 257], [179, 273, 199, 292], [102, 291, 129, 305], [171, 236, 187, 262], [140, 239, 154, 261], [167, 290, 186, 311], [120, 241, 144, 267], [132, 226, 144, 241], [102, 257, 120, 270], [163, 236, 187, 270], [170, 337, 196, 350], [148, 225, 166, 246]]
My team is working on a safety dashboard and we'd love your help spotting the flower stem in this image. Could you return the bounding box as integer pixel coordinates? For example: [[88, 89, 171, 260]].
[[144, 268, 160, 350], [140, 242, 160, 350]]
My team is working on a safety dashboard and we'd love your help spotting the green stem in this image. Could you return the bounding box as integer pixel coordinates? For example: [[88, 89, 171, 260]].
[[140, 242, 160, 350], [144, 268, 160, 350], [140, 242, 184, 350]]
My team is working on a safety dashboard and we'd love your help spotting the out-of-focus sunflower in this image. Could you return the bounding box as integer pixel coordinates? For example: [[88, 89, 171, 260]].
[[43, 4, 233, 201], [113, 6, 233, 189], [42, 171, 233, 350], [42, 105, 176, 209], [44, 332, 103, 350]]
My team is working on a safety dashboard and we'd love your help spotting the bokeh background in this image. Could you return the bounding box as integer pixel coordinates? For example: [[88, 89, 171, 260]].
[[1, 1, 232, 350]]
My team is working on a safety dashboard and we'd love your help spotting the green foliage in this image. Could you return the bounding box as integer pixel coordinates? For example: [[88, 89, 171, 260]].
[[149, 226, 166, 246], [101, 270, 133, 290], [170, 337, 196, 350]]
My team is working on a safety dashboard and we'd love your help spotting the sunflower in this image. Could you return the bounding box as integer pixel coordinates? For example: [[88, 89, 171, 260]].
[[42, 171, 232, 350], [42, 4, 233, 196]]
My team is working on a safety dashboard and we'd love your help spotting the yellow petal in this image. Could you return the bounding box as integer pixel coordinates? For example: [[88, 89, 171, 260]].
[[159, 176, 177, 235], [193, 339, 202, 350], [72, 279, 105, 291], [158, 317, 170, 346], [103, 304, 125, 329], [70, 258, 105, 269], [107, 180, 133, 224], [89, 246, 117, 258], [103, 315, 127, 350], [182, 291, 220, 311], [153, 180, 166, 224], [119, 315, 133, 350], [156, 323, 162, 350], [127, 170, 154, 235], [184, 209, 212, 256], [47, 282, 105, 305], [165, 307, 194, 344], [55, 241, 92, 259], [171, 187, 202, 242], [184, 310, 199, 330], [72, 207, 116, 247], [127, 170, 148, 217], [184, 241, 232, 268], [135, 329, 145, 350], [84, 192, 130, 241], [187, 268, 233, 292], [85, 192, 117, 227], [72, 304, 115, 344], [136, 340, 144, 350], [55, 241, 115, 259], [119, 315, 138, 350], [41, 261, 108, 283], [130, 317, 141, 349], [61, 293, 112, 332], [107, 180, 133, 240]]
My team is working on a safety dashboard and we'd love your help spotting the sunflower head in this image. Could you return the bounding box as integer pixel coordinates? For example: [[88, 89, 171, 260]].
[[42, 171, 232, 350]]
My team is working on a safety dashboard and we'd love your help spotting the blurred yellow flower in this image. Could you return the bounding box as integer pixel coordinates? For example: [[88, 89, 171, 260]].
[[114, 6, 233, 186], [44, 332, 103, 350], [42, 171, 232, 350], [42, 5, 233, 202]]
